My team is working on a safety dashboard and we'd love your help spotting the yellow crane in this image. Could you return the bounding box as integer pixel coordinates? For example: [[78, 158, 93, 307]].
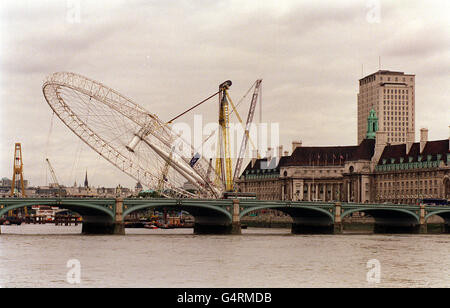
[[216, 80, 234, 192], [166, 79, 262, 195], [216, 80, 262, 192], [11, 143, 26, 197], [11, 143, 27, 216]]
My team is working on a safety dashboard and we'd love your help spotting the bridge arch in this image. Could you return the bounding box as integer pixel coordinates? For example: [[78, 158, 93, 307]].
[[239, 204, 334, 222], [240, 202, 336, 234], [342, 207, 420, 224], [123, 201, 233, 222], [0, 201, 115, 221], [425, 209, 450, 222]]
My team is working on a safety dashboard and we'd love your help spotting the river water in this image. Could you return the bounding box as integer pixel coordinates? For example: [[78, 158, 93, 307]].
[[0, 225, 449, 288]]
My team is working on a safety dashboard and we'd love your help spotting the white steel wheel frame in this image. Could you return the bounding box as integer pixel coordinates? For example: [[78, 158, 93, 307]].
[[42, 72, 223, 198]]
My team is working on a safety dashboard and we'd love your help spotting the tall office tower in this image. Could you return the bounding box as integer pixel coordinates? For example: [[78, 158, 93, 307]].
[[357, 70, 415, 145]]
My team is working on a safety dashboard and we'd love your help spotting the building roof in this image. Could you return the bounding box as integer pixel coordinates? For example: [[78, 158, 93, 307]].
[[359, 70, 415, 81], [240, 156, 288, 176], [280, 138, 375, 167], [240, 139, 376, 176], [239, 138, 449, 177], [378, 139, 449, 165]]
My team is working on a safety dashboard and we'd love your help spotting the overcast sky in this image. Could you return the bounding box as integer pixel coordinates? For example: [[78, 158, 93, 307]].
[[0, 0, 449, 189]]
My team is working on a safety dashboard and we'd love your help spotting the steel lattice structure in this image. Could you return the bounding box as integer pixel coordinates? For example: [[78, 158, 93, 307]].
[[42, 72, 223, 198]]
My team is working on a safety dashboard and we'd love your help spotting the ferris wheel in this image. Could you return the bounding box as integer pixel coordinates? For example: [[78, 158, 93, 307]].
[[42, 72, 224, 198]]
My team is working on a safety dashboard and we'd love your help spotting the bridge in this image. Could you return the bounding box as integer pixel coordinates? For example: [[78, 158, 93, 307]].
[[1, 197, 449, 235]]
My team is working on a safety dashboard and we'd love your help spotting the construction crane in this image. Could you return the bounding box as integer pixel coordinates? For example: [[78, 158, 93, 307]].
[[10, 143, 27, 216], [11, 143, 26, 197], [8, 143, 28, 216], [162, 79, 262, 195], [216, 80, 262, 192], [233, 79, 262, 186], [216, 80, 234, 192], [46, 158, 63, 197]]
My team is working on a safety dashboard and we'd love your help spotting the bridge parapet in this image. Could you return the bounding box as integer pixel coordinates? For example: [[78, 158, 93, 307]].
[[0, 197, 121, 234], [0, 198, 116, 219], [1, 198, 450, 235]]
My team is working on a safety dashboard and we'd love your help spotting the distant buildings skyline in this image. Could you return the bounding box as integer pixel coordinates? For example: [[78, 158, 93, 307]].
[[0, 171, 136, 198]]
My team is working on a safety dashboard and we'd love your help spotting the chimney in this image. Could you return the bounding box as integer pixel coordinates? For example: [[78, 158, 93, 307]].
[[406, 130, 414, 154], [420, 128, 428, 153], [251, 149, 258, 168], [292, 140, 302, 152], [277, 145, 283, 158], [284, 150, 289, 157], [266, 147, 273, 160]]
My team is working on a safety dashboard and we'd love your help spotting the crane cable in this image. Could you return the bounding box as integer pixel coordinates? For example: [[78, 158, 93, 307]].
[[192, 80, 259, 156], [43, 112, 55, 186], [164, 81, 261, 183], [166, 80, 256, 130], [225, 90, 259, 157], [167, 90, 220, 124], [70, 96, 92, 186]]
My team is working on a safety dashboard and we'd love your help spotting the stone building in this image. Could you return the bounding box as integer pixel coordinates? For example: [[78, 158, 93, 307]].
[[374, 129, 449, 204], [237, 112, 450, 204], [358, 70, 415, 145], [236, 155, 284, 201]]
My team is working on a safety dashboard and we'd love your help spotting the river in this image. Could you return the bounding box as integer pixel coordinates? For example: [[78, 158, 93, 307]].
[[0, 225, 449, 287]]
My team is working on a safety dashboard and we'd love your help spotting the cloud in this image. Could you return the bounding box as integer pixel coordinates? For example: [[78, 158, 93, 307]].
[[0, 0, 449, 189]]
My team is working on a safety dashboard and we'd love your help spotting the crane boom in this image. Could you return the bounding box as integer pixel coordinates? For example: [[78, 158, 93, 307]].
[[218, 81, 233, 192], [46, 158, 62, 196], [232, 79, 262, 186]]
